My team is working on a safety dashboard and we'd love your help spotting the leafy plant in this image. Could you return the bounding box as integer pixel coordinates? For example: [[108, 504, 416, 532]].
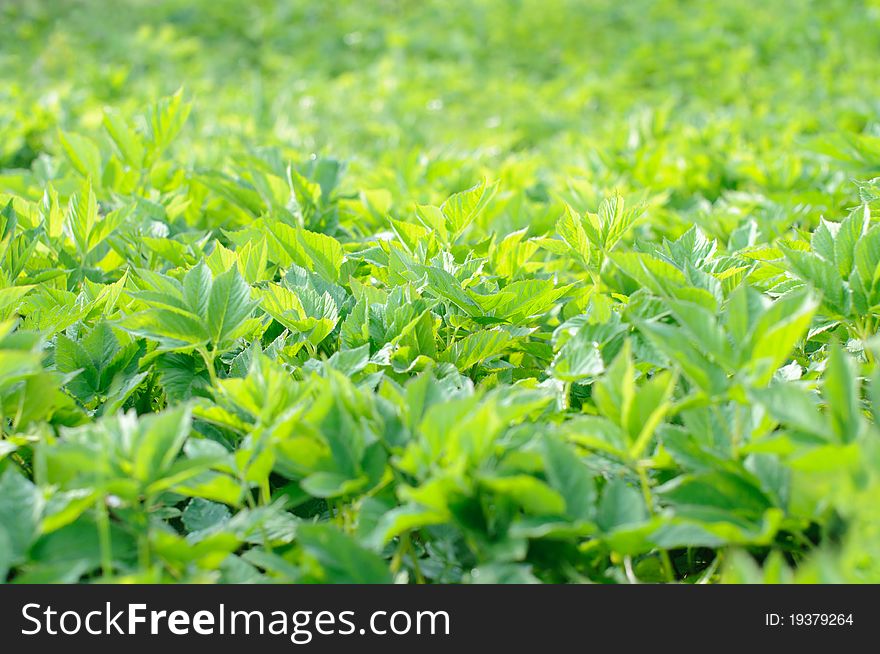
[[0, 0, 878, 584]]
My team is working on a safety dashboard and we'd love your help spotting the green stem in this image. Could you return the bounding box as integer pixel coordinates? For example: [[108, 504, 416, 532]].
[[199, 347, 220, 388], [390, 532, 411, 574], [637, 465, 675, 582]]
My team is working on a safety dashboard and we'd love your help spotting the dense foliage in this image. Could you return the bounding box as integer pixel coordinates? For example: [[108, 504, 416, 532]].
[[1, 0, 879, 583]]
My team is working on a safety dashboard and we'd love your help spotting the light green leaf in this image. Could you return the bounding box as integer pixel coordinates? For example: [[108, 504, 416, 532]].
[[207, 266, 255, 346]]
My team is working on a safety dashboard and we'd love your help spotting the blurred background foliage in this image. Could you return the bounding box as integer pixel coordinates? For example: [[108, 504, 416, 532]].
[[3, 0, 880, 218]]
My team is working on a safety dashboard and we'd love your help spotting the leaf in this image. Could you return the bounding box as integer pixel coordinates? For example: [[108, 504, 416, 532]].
[[833, 206, 868, 277], [414, 205, 448, 244], [207, 266, 255, 346], [597, 478, 647, 532], [751, 382, 830, 439], [781, 245, 848, 315], [65, 182, 98, 255], [340, 296, 370, 349], [854, 226, 880, 303], [300, 472, 365, 498], [0, 527, 12, 581], [175, 472, 244, 506], [440, 329, 512, 370], [822, 343, 861, 443], [611, 251, 688, 295], [132, 405, 192, 484], [556, 204, 591, 264], [58, 131, 102, 181], [483, 279, 571, 323], [121, 309, 209, 349], [288, 166, 322, 216], [441, 179, 498, 242], [542, 437, 596, 520], [597, 193, 641, 251], [627, 370, 675, 459], [146, 88, 191, 156], [268, 223, 344, 282], [422, 265, 482, 315], [657, 470, 772, 519], [297, 229, 344, 282], [666, 298, 734, 368], [183, 498, 231, 533], [183, 261, 213, 319], [637, 320, 728, 395], [746, 289, 818, 385], [297, 524, 392, 583], [156, 353, 207, 401], [55, 333, 99, 397], [810, 219, 837, 263], [0, 468, 41, 563], [103, 109, 145, 169], [41, 489, 100, 534], [480, 474, 567, 516], [551, 330, 605, 382]]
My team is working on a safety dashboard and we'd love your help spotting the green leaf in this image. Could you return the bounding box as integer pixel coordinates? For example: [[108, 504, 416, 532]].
[[268, 223, 344, 282], [207, 266, 255, 347], [750, 382, 830, 439], [542, 437, 596, 520], [182, 498, 231, 533], [746, 289, 818, 385], [297, 229, 344, 282], [121, 309, 209, 349], [297, 524, 392, 583], [833, 206, 868, 277], [441, 329, 512, 370], [596, 193, 641, 251], [0, 527, 12, 581], [422, 266, 482, 315], [300, 472, 366, 498], [183, 261, 213, 319], [822, 343, 861, 443], [556, 204, 591, 265], [0, 468, 41, 563], [597, 478, 647, 532], [65, 182, 98, 255], [657, 470, 772, 519], [551, 330, 604, 382], [441, 179, 498, 243], [103, 109, 145, 169], [59, 131, 102, 181], [414, 205, 448, 244], [637, 320, 728, 395], [41, 489, 101, 534], [627, 370, 675, 459], [132, 405, 192, 484], [666, 298, 734, 367], [480, 474, 567, 516], [781, 246, 848, 315], [146, 88, 191, 156]]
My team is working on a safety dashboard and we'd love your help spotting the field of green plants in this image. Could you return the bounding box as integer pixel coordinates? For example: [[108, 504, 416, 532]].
[[1, 0, 879, 584]]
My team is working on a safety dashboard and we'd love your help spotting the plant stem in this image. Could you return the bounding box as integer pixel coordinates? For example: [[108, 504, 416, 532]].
[[637, 465, 675, 582], [200, 347, 220, 387]]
